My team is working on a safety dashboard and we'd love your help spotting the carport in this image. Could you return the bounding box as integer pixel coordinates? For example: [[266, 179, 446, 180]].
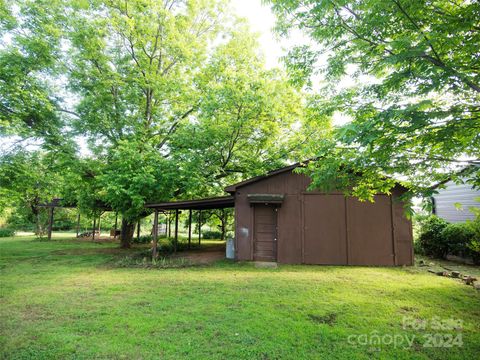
[[38, 198, 114, 241], [145, 196, 234, 258]]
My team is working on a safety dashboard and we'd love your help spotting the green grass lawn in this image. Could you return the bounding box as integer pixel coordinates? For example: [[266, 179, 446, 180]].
[[1, 235, 479, 359]]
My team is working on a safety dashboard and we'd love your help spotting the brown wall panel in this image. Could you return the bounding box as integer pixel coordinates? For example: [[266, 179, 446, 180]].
[[238, 171, 310, 195], [234, 195, 252, 260], [303, 195, 347, 264], [276, 195, 303, 263], [391, 189, 414, 265], [347, 195, 394, 265]]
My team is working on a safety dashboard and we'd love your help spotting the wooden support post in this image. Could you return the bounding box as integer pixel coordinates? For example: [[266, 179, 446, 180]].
[[137, 220, 141, 241], [152, 210, 159, 259], [174, 209, 179, 253], [76, 212, 81, 238], [98, 213, 101, 236], [114, 212, 118, 239], [168, 213, 171, 238], [198, 210, 202, 245], [221, 208, 225, 241], [188, 209, 192, 249], [47, 207, 54, 241], [92, 216, 96, 241]]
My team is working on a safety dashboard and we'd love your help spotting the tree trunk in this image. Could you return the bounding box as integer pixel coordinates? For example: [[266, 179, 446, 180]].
[[221, 209, 227, 241], [120, 218, 135, 248], [31, 204, 43, 236]]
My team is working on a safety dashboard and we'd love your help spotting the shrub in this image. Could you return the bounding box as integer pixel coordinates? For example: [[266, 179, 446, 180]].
[[132, 235, 152, 244], [417, 215, 480, 263], [0, 228, 15, 237], [201, 230, 223, 240], [417, 215, 449, 258], [413, 239, 424, 255], [466, 217, 480, 265], [441, 223, 474, 257]]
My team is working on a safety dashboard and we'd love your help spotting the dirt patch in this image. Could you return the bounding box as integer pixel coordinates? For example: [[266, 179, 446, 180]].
[[170, 244, 225, 265], [52, 242, 225, 265], [76, 236, 119, 243], [415, 256, 480, 278], [52, 244, 149, 256]]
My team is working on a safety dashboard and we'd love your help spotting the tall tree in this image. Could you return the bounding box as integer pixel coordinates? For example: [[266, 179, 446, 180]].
[[269, 0, 480, 203], [60, 0, 227, 246], [0, 150, 66, 235], [170, 27, 304, 197]]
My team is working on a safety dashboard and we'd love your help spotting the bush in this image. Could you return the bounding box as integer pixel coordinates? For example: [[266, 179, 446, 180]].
[[466, 217, 480, 265], [0, 228, 15, 237], [201, 230, 223, 240], [441, 223, 474, 257], [417, 215, 480, 263], [418, 215, 449, 258], [132, 235, 152, 244]]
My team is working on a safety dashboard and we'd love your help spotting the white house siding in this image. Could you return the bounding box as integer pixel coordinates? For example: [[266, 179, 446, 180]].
[[433, 181, 480, 223]]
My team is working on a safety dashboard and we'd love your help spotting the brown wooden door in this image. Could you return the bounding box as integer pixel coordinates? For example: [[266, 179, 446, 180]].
[[253, 205, 277, 261]]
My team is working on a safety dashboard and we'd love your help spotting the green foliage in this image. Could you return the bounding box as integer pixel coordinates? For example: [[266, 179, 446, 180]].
[[1, 0, 309, 248], [170, 27, 305, 197], [0, 0, 65, 143], [417, 215, 479, 263], [0, 150, 67, 233], [441, 223, 475, 258], [269, 0, 480, 201], [131, 235, 152, 244], [0, 227, 15, 237], [201, 230, 223, 240], [466, 217, 480, 265], [417, 215, 449, 258]]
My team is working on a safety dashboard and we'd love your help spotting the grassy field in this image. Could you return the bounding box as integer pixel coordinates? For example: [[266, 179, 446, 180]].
[[1, 235, 479, 359]]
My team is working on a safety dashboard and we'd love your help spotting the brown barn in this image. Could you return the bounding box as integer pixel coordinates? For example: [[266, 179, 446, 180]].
[[147, 163, 414, 266], [224, 164, 413, 265]]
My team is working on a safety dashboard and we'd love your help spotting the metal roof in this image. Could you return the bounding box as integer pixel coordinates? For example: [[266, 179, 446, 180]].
[[145, 196, 235, 210]]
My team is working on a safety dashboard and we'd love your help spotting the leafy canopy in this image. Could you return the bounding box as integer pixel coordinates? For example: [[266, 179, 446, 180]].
[[0, 0, 308, 246], [269, 0, 480, 203]]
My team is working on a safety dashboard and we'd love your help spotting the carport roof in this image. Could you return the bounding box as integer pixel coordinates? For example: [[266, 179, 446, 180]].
[[145, 196, 235, 210]]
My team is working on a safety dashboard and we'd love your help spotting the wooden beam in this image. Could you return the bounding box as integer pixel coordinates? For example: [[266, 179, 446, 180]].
[[152, 210, 159, 259], [198, 210, 202, 245], [168, 212, 171, 238], [188, 209, 192, 249], [76, 212, 80, 238], [174, 209, 179, 253], [47, 207, 54, 241], [221, 209, 225, 241]]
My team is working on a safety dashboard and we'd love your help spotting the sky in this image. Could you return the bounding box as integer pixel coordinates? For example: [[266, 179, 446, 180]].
[[230, 0, 353, 127], [231, 0, 299, 69]]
